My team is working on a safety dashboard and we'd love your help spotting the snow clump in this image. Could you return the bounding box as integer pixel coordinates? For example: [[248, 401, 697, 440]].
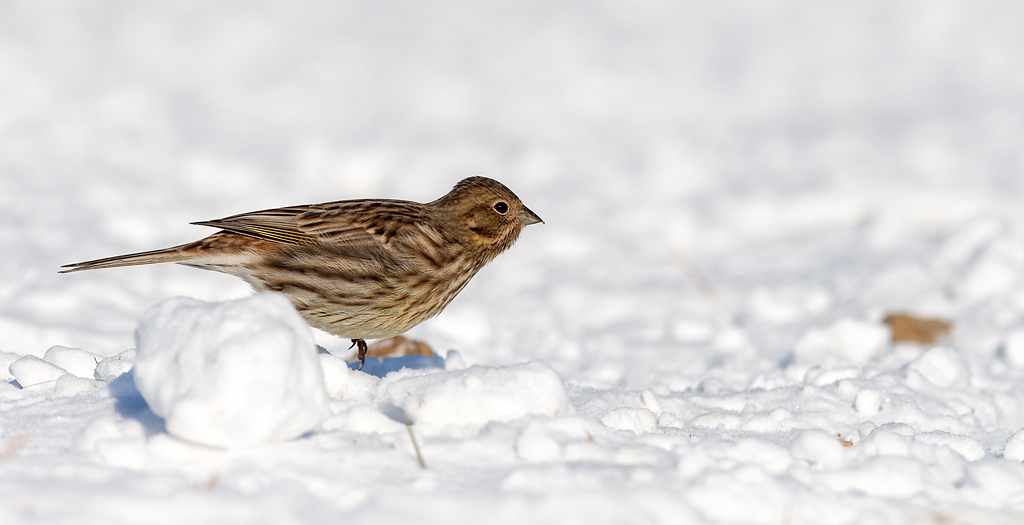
[[9, 355, 66, 388], [383, 361, 568, 431], [133, 293, 330, 448]]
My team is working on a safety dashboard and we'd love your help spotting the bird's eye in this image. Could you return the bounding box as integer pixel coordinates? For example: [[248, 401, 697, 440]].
[[493, 201, 509, 214]]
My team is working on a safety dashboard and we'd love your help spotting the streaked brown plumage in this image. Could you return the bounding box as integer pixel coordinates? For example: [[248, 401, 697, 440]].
[[61, 177, 543, 367]]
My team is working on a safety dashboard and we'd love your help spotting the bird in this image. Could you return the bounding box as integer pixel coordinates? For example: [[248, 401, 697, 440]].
[[61, 177, 543, 368]]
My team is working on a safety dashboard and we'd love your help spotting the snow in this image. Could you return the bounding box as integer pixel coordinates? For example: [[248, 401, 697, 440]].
[[384, 362, 568, 430], [8, 355, 66, 389], [94, 348, 136, 382], [42, 345, 100, 379], [133, 293, 330, 448], [793, 318, 891, 365], [1003, 329, 1024, 368], [4, 0, 1024, 523], [1003, 429, 1024, 462]]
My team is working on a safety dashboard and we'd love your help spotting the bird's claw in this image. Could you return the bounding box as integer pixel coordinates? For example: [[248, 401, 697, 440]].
[[351, 339, 368, 370]]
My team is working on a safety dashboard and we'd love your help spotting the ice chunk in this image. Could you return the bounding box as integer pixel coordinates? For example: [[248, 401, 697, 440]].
[[384, 362, 567, 430], [9, 355, 67, 388], [133, 293, 330, 448], [43, 345, 100, 379]]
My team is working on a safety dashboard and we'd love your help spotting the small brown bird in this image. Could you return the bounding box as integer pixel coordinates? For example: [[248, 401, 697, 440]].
[[61, 177, 542, 368]]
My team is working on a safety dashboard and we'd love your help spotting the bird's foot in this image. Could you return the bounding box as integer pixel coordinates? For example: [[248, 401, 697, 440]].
[[350, 339, 368, 370]]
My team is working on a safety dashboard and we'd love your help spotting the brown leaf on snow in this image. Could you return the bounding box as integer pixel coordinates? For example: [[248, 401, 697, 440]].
[[363, 336, 435, 359], [883, 313, 953, 345]]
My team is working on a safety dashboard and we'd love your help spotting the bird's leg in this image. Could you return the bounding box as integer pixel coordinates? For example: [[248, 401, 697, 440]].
[[350, 339, 368, 370]]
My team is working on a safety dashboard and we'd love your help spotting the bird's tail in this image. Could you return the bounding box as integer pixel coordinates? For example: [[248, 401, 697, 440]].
[[59, 244, 196, 273]]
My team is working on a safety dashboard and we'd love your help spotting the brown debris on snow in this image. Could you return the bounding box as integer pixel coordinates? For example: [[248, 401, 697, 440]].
[[362, 336, 436, 359], [883, 313, 953, 345]]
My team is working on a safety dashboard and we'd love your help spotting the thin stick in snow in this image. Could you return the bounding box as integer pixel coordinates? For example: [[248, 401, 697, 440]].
[[406, 422, 426, 469]]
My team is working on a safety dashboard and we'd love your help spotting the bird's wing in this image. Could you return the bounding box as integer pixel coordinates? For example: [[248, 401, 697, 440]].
[[296, 201, 438, 244], [192, 206, 321, 246], [195, 200, 448, 258]]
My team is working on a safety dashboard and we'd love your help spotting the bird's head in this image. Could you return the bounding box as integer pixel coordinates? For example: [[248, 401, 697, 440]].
[[434, 176, 543, 256]]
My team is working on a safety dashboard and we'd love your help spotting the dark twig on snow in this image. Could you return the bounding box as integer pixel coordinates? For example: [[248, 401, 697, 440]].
[[405, 419, 425, 468], [406, 422, 426, 469]]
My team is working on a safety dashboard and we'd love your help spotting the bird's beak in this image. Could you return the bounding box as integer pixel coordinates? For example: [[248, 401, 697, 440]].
[[518, 207, 543, 226]]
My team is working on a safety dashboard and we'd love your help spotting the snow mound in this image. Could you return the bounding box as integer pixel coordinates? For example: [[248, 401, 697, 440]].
[[384, 362, 568, 430], [133, 293, 330, 448]]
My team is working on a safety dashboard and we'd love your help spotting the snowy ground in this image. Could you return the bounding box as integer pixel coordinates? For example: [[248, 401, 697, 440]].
[[4, 1, 1024, 523]]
